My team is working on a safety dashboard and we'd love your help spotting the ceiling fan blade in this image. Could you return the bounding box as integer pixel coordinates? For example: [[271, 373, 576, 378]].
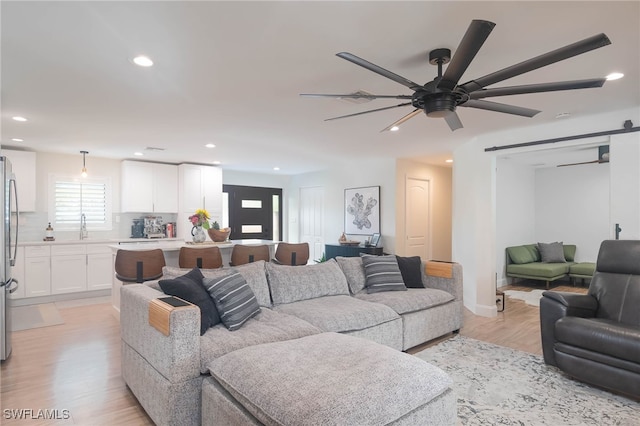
[[324, 102, 412, 122], [460, 33, 611, 92], [380, 109, 422, 132], [300, 93, 413, 100], [440, 20, 496, 90], [336, 52, 423, 91], [444, 111, 464, 131], [460, 99, 541, 117], [469, 78, 606, 99]]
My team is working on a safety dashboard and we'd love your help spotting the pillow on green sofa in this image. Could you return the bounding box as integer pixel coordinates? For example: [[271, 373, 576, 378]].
[[563, 245, 576, 262], [537, 242, 566, 263], [506, 246, 536, 264]]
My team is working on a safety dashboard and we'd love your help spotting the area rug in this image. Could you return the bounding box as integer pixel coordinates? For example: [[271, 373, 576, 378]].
[[502, 289, 545, 307], [415, 335, 638, 425], [10, 303, 64, 331]]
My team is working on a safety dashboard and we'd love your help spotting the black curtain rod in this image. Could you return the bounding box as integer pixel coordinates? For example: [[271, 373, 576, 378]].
[[484, 120, 639, 152]]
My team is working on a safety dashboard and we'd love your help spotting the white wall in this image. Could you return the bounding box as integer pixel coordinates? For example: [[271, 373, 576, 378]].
[[288, 158, 397, 252], [495, 159, 536, 287], [535, 163, 610, 262], [454, 106, 640, 317]]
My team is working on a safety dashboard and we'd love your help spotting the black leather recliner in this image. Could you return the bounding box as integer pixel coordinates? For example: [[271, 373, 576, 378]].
[[540, 239, 640, 399]]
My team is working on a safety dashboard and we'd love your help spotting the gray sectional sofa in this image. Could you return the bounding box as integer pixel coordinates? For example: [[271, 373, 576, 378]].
[[120, 257, 463, 425]]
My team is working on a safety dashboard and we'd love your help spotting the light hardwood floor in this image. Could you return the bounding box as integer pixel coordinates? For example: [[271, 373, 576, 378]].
[[1, 282, 587, 425]]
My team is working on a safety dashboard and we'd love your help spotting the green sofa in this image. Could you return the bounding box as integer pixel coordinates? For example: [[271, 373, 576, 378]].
[[505, 244, 577, 289]]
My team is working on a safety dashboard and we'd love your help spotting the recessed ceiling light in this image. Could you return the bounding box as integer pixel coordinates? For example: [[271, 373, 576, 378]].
[[12, 116, 27, 122], [606, 72, 624, 81], [273, 167, 280, 171], [11, 138, 23, 142], [555, 112, 571, 119], [390, 126, 399, 132], [205, 143, 216, 148], [134, 152, 144, 156], [132, 55, 153, 67], [445, 159, 453, 163]]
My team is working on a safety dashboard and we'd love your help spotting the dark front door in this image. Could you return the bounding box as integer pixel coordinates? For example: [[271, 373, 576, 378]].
[[224, 185, 282, 241]]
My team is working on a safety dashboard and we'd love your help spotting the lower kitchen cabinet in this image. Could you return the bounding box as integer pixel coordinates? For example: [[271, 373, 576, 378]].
[[25, 256, 51, 297], [87, 248, 113, 291], [52, 254, 88, 294]]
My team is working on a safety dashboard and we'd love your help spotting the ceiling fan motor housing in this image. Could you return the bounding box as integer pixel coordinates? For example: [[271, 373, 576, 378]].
[[413, 91, 457, 118]]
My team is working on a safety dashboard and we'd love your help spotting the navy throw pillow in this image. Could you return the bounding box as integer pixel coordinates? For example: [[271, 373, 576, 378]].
[[396, 255, 424, 288]]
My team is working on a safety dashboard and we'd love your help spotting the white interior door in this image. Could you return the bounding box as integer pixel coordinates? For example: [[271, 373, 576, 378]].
[[300, 186, 324, 263], [405, 177, 431, 259]]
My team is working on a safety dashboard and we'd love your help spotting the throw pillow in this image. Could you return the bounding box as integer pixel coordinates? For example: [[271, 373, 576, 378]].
[[395, 255, 423, 288], [361, 254, 407, 294], [506, 246, 536, 264], [158, 268, 220, 335], [537, 242, 566, 263], [204, 272, 261, 331]]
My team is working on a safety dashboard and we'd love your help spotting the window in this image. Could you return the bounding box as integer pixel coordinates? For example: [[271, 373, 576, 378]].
[[49, 174, 112, 231]]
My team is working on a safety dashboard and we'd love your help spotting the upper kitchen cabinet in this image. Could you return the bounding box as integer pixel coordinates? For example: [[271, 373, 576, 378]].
[[178, 164, 222, 217], [121, 160, 178, 213], [0, 149, 36, 212]]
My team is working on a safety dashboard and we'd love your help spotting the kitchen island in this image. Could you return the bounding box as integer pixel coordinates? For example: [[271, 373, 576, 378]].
[[109, 239, 278, 316]]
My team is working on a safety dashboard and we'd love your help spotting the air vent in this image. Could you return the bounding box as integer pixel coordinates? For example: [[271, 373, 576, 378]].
[[145, 147, 165, 151], [338, 90, 375, 104]]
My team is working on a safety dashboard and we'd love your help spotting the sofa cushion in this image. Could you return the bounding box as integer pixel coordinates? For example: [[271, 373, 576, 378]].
[[355, 288, 454, 315], [199, 308, 321, 374], [204, 272, 261, 331], [569, 262, 596, 277], [538, 242, 567, 263], [396, 255, 424, 288], [361, 254, 407, 294], [506, 262, 570, 279], [335, 256, 366, 294], [158, 268, 220, 334], [163, 260, 271, 307], [266, 259, 349, 305], [273, 294, 399, 333], [207, 332, 453, 426], [507, 246, 536, 264]]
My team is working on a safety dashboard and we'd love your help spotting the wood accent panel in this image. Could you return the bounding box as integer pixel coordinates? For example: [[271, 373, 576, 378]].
[[148, 297, 193, 336], [425, 260, 453, 278]]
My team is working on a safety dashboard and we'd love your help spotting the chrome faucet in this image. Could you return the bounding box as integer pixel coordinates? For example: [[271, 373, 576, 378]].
[[80, 213, 88, 240]]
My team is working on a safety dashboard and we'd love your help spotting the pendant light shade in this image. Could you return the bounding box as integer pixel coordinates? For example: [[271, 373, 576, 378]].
[[80, 151, 89, 178]]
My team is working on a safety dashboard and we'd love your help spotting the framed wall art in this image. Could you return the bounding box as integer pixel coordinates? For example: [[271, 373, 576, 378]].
[[344, 186, 380, 235]]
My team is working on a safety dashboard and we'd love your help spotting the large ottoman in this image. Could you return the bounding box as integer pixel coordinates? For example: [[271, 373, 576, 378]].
[[202, 332, 455, 425]]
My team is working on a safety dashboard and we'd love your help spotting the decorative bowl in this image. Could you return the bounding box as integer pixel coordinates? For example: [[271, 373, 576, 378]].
[[207, 228, 231, 242]]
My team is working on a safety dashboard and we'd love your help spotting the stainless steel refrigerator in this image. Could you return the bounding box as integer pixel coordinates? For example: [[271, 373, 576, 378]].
[[1, 156, 19, 361]]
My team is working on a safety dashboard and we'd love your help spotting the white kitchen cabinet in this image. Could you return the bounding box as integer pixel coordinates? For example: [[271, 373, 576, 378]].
[[0, 149, 36, 212], [87, 245, 113, 291], [24, 246, 51, 297], [8, 246, 25, 299], [121, 160, 178, 213], [179, 164, 222, 215], [51, 245, 87, 294]]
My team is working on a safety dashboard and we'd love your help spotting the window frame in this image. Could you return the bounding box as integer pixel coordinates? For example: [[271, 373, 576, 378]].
[[48, 173, 113, 231]]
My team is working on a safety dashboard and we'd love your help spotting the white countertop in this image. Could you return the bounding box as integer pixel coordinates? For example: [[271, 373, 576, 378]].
[[107, 239, 279, 252], [18, 238, 182, 247]]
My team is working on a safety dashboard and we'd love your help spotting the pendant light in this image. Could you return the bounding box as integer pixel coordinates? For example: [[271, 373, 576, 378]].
[[80, 150, 89, 178]]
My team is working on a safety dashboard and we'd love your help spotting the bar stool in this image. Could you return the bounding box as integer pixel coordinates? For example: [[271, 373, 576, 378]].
[[274, 242, 309, 266], [178, 246, 223, 269], [115, 249, 166, 283], [229, 244, 270, 266]]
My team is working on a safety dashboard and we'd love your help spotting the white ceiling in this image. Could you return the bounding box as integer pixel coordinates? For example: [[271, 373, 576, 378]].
[[2, 1, 639, 175]]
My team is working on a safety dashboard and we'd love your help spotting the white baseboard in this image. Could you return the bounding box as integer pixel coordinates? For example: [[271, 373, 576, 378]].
[[475, 303, 498, 318]]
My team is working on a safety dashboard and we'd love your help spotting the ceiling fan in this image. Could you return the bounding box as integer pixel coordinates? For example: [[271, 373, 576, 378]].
[[301, 20, 611, 132]]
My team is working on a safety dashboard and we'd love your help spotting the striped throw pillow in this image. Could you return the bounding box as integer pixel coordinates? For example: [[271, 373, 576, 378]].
[[204, 272, 261, 331], [361, 254, 407, 294]]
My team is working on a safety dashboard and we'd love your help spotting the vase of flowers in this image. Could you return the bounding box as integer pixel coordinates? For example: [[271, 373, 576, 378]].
[[188, 209, 211, 243]]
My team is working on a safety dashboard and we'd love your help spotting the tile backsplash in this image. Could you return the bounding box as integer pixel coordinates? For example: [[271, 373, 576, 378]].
[[17, 212, 178, 242]]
